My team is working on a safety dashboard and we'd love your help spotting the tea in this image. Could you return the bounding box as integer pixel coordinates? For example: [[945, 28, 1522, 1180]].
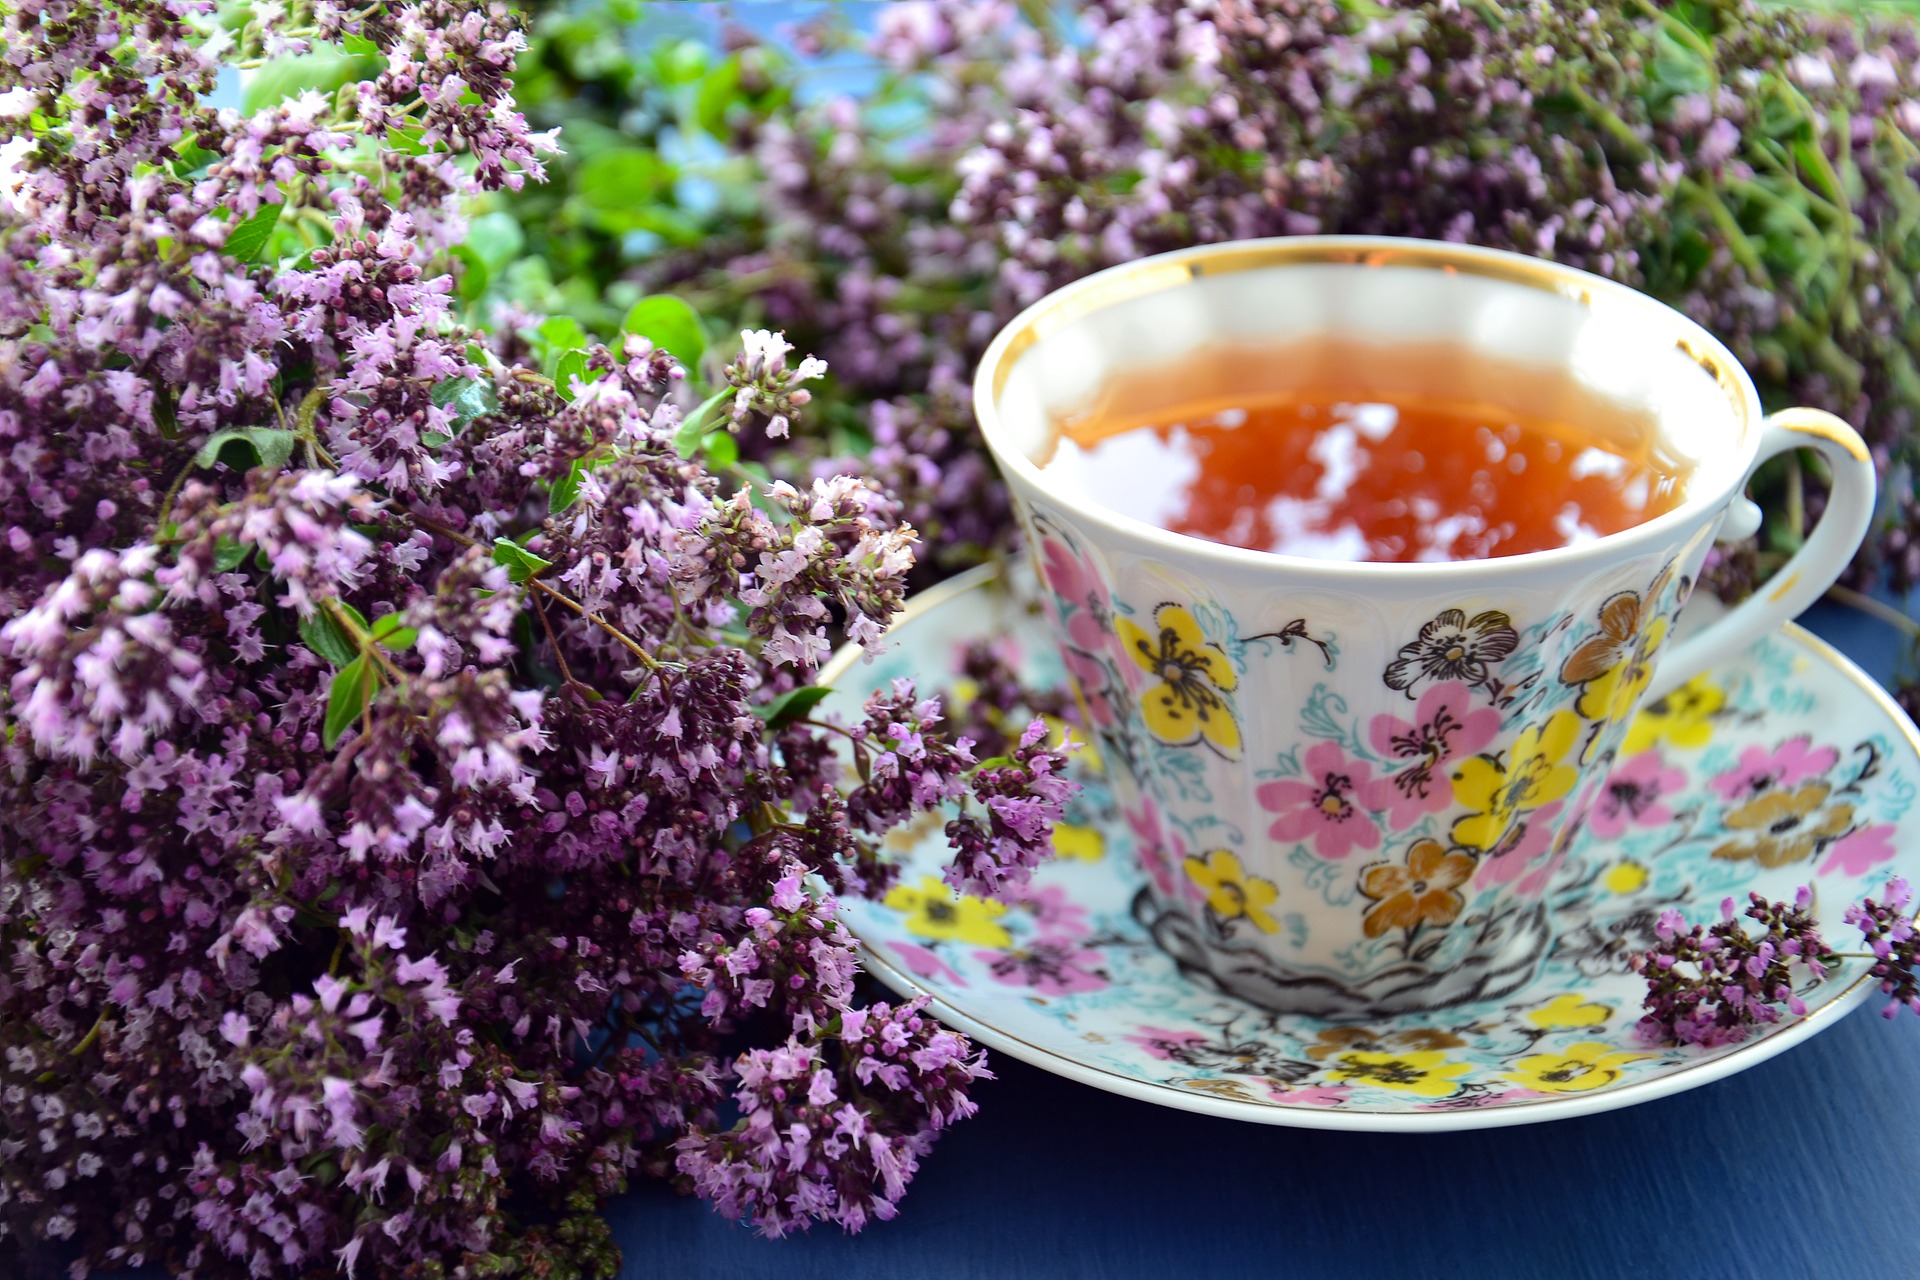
[[1037, 337, 1688, 563]]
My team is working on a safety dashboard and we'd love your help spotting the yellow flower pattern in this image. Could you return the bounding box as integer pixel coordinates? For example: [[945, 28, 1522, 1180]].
[[1560, 587, 1673, 724], [1449, 711, 1582, 850], [1323, 1050, 1472, 1098], [1502, 1042, 1651, 1093], [1526, 994, 1612, 1030], [1183, 848, 1280, 934], [1603, 860, 1650, 894], [1051, 823, 1106, 862], [1586, 616, 1667, 723], [1621, 674, 1725, 755], [882, 877, 1012, 947], [1116, 604, 1241, 753]]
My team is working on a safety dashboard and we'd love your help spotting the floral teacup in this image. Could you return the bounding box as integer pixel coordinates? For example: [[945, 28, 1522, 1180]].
[[973, 237, 1875, 1017]]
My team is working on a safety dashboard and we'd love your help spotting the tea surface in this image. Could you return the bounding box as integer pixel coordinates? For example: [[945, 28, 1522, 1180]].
[[1039, 339, 1687, 563]]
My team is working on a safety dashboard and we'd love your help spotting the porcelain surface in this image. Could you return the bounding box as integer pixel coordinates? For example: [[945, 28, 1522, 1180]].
[[971, 237, 1877, 1014], [827, 568, 1920, 1131]]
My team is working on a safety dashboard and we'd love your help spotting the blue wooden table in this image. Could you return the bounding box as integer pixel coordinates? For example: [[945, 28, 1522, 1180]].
[[609, 595, 1920, 1280]]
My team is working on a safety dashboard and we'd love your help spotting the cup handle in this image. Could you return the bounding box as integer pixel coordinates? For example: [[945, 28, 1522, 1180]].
[[1646, 408, 1877, 702]]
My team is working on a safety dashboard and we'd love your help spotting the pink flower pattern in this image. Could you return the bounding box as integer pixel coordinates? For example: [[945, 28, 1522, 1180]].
[[1586, 750, 1687, 840], [1125, 1026, 1209, 1060], [889, 942, 969, 988], [1709, 737, 1840, 803], [1473, 801, 1566, 889], [1063, 646, 1119, 728], [1362, 682, 1501, 829], [1124, 795, 1186, 900], [976, 939, 1108, 995], [1257, 741, 1384, 860], [1040, 538, 1110, 650], [1819, 823, 1898, 878], [1006, 882, 1091, 936]]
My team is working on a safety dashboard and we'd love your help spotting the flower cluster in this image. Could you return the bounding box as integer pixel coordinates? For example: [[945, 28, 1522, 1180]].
[[0, 3, 1076, 1275], [945, 720, 1079, 899], [1633, 889, 1855, 1047], [726, 328, 827, 440], [673, 994, 988, 1238], [1846, 878, 1920, 1019], [644, 1, 1920, 608]]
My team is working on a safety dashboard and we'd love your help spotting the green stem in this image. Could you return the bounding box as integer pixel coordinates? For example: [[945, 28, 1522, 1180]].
[[1678, 177, 1773, 288], [70, 1011, 107, 1057], [1785, 450, 1806, 543], [322, 597, 407, 682], [1825, 584, 1920, 642]]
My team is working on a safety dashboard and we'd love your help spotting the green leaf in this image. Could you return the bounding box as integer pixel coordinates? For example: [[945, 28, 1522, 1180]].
[[450, 244, 490, 303], [755, 685, 833, 730], [491, 537, 553, 583], [537, 315, 588, 350], [224, 202, 283, 265], [213, 536, 251, 572], [429, 376, 497, 428], [299, 610, 359, 667], [553, 349, 589, 401], [694, 55, 743, 137], [194, 427, 297, 474], [243, 48, 379, 114], [371, 614, 417, 650], [384, 126, 429, 156], [702, 430, 739, 470], [671, 388, 734, 458], [465, 212, 525, 272], [171, 141, 219, 178], [620, 295, 705, 368], [323, 655, 375, 749], [549, 457, 591, 514], [421, 431, 452, 448], [341, 32, 380, 56], [576, 147, 665, 212]]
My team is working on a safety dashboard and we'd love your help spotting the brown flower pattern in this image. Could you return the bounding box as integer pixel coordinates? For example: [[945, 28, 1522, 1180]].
[[1561, 591, 1644, 686], [1357, 838, 1478, 937], [1711, 782, 1857, 867], [1305, 1026, 1468, 1061]]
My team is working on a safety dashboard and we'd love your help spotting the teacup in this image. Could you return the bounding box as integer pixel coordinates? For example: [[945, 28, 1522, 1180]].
[[973, 237, 1875, 1018]]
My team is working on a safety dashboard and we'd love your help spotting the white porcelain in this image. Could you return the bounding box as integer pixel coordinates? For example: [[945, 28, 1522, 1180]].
[[827, 568, 1920, 1131], [972, 237, 1876, 1016]]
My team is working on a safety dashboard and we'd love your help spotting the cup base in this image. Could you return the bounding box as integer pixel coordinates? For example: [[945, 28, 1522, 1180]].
[[1131, 888, 1553, 1019]]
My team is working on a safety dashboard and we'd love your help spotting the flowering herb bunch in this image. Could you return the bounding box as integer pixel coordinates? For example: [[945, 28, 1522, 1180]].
[[0, 1, 1079, 1274], [619, 1, 1920, 604], [1632, 880, 1920, 1046]]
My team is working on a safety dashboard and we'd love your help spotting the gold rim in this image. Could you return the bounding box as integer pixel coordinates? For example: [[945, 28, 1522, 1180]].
[[981, 236, 1752, 413], [971, 235, 1770, 585], [828, 565, 1914, 1126]]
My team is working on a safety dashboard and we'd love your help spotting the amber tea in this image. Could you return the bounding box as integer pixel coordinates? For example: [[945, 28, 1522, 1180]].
[[1037, 336, 1689, 563]]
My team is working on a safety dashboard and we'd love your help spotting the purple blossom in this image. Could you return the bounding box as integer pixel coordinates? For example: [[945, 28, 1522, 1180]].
[[1631, 890, 1837, 1047], [0, 1, 1062, 1272], [944, 719, 1079, 899], [1845, 878, 1920, 1018]]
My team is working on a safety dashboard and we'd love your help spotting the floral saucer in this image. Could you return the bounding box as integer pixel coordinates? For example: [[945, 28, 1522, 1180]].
[[822, 566, 1920, 1131]]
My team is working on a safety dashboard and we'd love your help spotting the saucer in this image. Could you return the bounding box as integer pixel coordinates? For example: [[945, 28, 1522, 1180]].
[[821, 566, 1920, 1131]]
